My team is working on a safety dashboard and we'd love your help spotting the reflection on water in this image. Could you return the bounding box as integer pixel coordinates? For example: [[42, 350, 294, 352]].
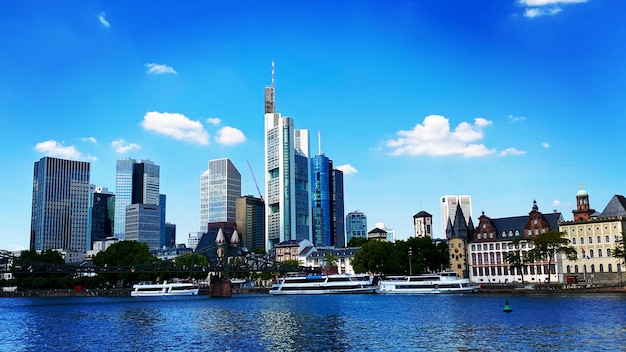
[[0, 294, 625, 351]]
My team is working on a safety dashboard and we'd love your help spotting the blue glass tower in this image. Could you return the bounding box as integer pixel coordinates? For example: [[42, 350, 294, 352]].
[[311, 154, 332, 246]]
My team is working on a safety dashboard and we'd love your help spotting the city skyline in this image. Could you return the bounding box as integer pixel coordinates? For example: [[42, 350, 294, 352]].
[[2, 1, 626, 251]]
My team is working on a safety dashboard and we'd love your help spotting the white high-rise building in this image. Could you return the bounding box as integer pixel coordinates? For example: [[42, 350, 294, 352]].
[[199, 158, 241, 232], [440, 195, 472, 237], [264, 64, 311, 251]]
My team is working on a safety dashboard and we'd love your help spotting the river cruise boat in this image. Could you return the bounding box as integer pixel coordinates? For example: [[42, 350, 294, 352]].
[[131, 281, 199, 297], [376, 272, 479, 294], [269, 273, 376, 295]]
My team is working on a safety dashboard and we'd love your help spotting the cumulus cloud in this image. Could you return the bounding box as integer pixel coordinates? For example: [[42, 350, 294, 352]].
[[499, 147, 527, 156], [541, 142, 550, 148], [335, 164, 358, 175], [35, 140, 97, 161], [519, 0, 586, 18], [145, 63, 177, 75], [98, 12, 110, 27], [552, 199, 561, 207], [215, 126, 246, 146], [206, 117, 221, 126], [141, 111, 209, 145], [508, 114, 526, 123], [386, 115, 497, 157], [111, 139, 141, 154], [81, 137, 97, 144]]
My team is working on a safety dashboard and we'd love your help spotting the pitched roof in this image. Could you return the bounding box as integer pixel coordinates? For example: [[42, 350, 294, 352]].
[[489, 212, 563, 238], [413, 211, 432, 218], [599, 195, 626, 217]]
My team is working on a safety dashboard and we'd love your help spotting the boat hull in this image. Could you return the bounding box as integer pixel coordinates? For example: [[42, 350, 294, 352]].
[[376, 272, 479, 294], [268, 273, 376, 295], [131, 282, 199, 297]]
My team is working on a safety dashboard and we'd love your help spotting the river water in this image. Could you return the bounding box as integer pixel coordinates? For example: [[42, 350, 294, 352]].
[[1, 293, 625, 351]]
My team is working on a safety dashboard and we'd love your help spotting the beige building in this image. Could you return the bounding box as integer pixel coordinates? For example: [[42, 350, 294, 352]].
[[559, 189, 626, 284]]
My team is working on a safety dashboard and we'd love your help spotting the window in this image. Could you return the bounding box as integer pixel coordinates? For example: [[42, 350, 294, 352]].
[[483, 244, 488, 250], [572, 238, 577, 245], [515, 230, 520, 236], [598, 249, 603, 257], [589, 249, 594, 258], [608, 264, 613, 272], [471, 244, 476, 250], [489, 244, 494, 250], [588, 236, 593, 244], [600, 264, 604, 272], [502, 231, 506, 237], [496, 243, 500, 250], [607, 249, 612, 257], [574, 265, 579, 273], [489, 232, 493, 238], [606, 235, 610, 243], [477, 233, 482, 239], [566, 265, 571, 274], [458, 242, 462, 248], [534, 229, 539, 235], [580, 237, 584, 244], [528, 230, 532, 236]]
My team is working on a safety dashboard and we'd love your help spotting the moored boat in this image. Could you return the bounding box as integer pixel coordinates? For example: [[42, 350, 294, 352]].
[[376, 271, 479, 294], [131, 281, 199, 297], [269, 273, 376, 295]]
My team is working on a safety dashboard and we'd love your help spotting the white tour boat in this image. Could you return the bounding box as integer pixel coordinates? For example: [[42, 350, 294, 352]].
[[269, 273, 376, 295], [376, 272, 479, 294], [131, 281, 200, 297]]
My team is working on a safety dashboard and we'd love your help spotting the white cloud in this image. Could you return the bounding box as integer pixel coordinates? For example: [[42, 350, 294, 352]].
[[111, 139, 141, 154], [552, 199, 561, 207], [81, 137, 97, 144], [141, 111, 209, 145], [35, 140, 97, 161], [386, 115, 497, 157], [335, 164, 358, 175], [206, 117, 221, 126], [508, 114, 526, 123], [145, 63, 177, 75], [541, 142, 550, 148], [215, 126, 246, 146], [519, 0, 586, 18], [98, 12, 110, 27], [499, 147, 527, 156]]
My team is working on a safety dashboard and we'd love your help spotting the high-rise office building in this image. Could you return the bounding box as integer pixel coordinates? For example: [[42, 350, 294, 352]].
[[114, 159, 160, 240], [345, 211, 367, 245], [159, 194, 167, 248], [310, 150, 346, 247], [30, 156, 91, 251], [199, 158, 241, 232], [440, 195, 472, 238], [264, 64, 311, 250], [125, 203, 160, 250], [89, 187, 115, 248], [235, 195, 265, 251]]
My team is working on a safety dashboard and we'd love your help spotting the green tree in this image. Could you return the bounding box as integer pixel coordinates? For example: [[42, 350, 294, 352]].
[[526, 230, 577, 285], [346, 237, 368, 248], [174, 253, 209, 280], [323, 253, 338, 268], [503, 250, 526, 284], [613, 232, 626, 267], [93, 241, 156, 267], [351, 240, 395, 275]]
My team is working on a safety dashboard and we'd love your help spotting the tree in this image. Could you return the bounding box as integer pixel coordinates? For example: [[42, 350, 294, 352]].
[[323, 253, 338, 268], [351, 240, 395, 275], [526, 230, 577, 285], [174, 253, 209, 280], [503, 250, 526, 284], [93, 241, 156, 267], [613, 232, 626, 267], [347, 237, 368, 248]]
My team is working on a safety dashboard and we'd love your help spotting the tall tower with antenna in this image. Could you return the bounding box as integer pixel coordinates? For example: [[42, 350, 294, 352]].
[[264, 61, 312, 251]]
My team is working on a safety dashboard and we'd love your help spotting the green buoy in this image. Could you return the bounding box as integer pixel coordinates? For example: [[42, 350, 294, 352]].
[[503, 299, 513, 313]]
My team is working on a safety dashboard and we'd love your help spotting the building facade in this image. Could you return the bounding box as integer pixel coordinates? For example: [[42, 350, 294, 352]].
[[413, 211, 433, 238], [200, 158, 241, 232], [114, 159, 160, 240], [235, 195, 265, 251], [559, 189, 626, 284], [264, 72, 311, 251], [124, 203, 161, 250], [441, 195, 472, 238], [332, 169, 345, 247], [30, 157, 91, 251], [346, 211, 368, 244], [89, 188, 115, 249], [445, 205, 472, 278]]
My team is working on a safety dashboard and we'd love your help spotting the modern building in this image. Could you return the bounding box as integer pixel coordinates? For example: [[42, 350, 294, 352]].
[[441, 195, 472, 238], [264, 65, 311, 251], [200, 158, 242, 232], [89, 188, 115, 249], [164, 222, 176, 248], [332, 169, 345, 247], [187, 231, 203, 250], [345, 211, 368, 244], [235, 195, 265, 251], [413, 211, 433, 238], [468, 200, 563, 285], [114, 159, 160, 240], [159, 194, 167, 248], [30, 156, 91, 251], [559, 187, 625, 284], [124, 203, 161, 250]]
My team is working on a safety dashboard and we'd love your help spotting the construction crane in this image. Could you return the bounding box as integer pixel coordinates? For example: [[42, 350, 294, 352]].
[[247, 160, 264, 202]]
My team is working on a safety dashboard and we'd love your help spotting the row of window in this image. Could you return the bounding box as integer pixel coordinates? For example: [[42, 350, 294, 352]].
[[566, 263, 622, 274], [571, 234, 618, 245], [471, 243, 533, 251], [472, 265, 556, 277], [569, 224, 618, 232]]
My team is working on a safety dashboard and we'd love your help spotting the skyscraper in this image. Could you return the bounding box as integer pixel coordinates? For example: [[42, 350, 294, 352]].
[[235, 195, 265, 251], [30, 156, 91, 251], [89, 187, 115, 248], [345, 211, 367, 245], [440, 195, 472, 238], [264, 64, 311, 250], [199, 158, 241, 232], [332, 169, 345, 247], [114, 159, 160, 240], [310, 150, 346, 247]]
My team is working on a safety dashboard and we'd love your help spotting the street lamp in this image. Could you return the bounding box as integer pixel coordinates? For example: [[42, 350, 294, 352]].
[[408, 247, 413, 276]]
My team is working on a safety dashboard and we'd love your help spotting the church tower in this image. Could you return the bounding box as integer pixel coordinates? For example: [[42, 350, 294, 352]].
[[572, 183, 595, 221]]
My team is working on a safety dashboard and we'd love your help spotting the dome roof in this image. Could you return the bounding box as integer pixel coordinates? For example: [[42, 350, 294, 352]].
[[577, 189, 588, 197]]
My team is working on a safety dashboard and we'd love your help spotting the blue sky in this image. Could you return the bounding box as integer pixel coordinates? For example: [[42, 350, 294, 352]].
[[1, 0, 625, 251]]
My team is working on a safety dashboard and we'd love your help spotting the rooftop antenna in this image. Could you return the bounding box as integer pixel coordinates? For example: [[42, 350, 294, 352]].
[[271, 60, 275, 107], [318, 130, 321, 155]]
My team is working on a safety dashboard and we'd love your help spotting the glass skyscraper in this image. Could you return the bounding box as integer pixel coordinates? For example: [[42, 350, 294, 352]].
[[199, 158, 241, 232], [345, 211, 368, 245], [114, 159, 160, 240], [311, 154, 332, 247], [30, 156, 91, 251]]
